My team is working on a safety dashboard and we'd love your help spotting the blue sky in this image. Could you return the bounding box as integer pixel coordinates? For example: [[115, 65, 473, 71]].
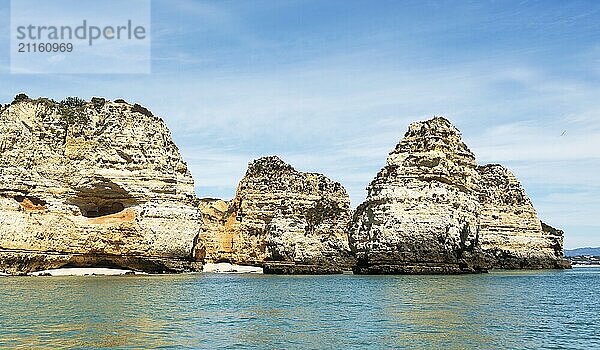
[[0, 0, 599, 248]]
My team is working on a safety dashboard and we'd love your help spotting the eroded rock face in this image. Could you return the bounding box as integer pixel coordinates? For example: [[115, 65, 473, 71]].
[[350, 117, 482, 274], [0, 96, 202, 274], [350, 117, 568, 274], [197, 156, 354, 274], [477, 164, 567, 269], [0, 97, 569, 275], [196, 198, 233, 262]]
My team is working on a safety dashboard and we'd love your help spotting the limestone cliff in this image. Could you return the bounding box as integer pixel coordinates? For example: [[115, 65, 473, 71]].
[[196, 198, 233, 262], [0, 95, 569, 276], [350, 117, 482, 274], [477, 164, 567, 268], [0, 95, 202, 274], [196, 156, 354, 274], [350, 117, 568, 274]]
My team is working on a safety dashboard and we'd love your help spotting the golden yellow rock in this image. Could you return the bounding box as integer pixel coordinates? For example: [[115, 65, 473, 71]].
[[350, 117, 569, 274], [197, 156, 355, 274], [0, 96, 202, 275]]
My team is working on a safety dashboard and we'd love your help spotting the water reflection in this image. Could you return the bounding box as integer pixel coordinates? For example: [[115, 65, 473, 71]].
[[1, 269, 599, 349]]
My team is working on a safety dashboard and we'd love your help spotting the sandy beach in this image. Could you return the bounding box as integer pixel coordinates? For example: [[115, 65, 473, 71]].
[[203, 263, 263, 274]]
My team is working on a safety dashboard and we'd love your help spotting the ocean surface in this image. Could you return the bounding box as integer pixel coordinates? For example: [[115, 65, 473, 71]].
[[1, 268, 599, 349]]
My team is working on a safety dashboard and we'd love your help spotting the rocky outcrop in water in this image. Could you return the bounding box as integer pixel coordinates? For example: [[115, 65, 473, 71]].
[[0, 95, 202, 275], [350, 117, 568, 274], [0, 94, 569, 276], [350, 117, 482, 274], [477, 165, 568, 268], [196, 156, 354, 274]]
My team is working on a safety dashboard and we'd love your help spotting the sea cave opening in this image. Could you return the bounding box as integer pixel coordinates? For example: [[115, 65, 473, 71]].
[[69, 178, 139, 218], [82, 202, 125, 218]]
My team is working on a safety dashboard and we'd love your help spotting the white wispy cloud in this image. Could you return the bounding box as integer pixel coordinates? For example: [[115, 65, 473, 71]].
[[2, 0, 598, 247]]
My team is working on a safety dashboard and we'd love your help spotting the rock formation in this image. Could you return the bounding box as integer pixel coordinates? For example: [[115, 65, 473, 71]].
[[350, 117, 568, 274], [0, 95, 202, 275], [350, 117, 482, 274], [196, 156, 354, 274], [196, 198, 233, 262], [477, 164, 568, 268], [0, 94, 570, 276]]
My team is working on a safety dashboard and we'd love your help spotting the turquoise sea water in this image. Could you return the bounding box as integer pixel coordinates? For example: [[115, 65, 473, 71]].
[[1, 268, 599, 349]]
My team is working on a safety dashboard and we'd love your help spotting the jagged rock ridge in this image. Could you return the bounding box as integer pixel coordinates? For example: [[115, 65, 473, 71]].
[[196, 156, 355, 274], [0, 95, 569, 275], [0, 95, 202, 274], [350, 117, 569, 274]]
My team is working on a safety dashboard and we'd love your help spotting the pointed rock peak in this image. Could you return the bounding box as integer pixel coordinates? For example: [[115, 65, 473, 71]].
[[405, 116, 460, 138], [246, 156, 295, 176], [389, 116, 474, 163]]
